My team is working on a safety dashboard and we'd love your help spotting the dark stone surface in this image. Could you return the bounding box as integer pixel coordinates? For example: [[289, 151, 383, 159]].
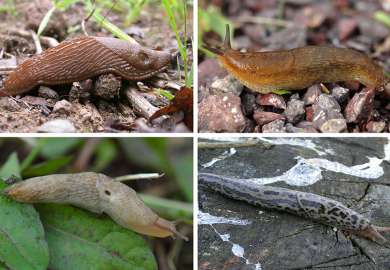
[[198, 138, 390, 270]]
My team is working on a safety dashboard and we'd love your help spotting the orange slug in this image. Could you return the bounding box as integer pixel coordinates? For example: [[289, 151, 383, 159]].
[[0, 36, 172, 96], [204, 25, 386, 94]]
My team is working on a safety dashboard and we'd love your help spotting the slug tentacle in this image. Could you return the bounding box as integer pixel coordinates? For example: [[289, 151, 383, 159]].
[[4, 172, 186, 240], [199, 173, 389, 243], [0, 36, 171, 96]]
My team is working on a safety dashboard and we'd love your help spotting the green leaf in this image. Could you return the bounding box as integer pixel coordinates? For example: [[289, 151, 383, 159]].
[[91, 139, 117, 172], [154, 88, 175, 101], [37, 6, 56, 36], [119, 138, 171, 172], [40, 138, 82, 159], [140, 194, 193, 223], [54, 0, 80, 10], [36, 204, 156, 270], [272, 89, 291, 95], [171, 154, 193, 201], [0, 152, 21, 179], [374, 11, 390, 28], [0, 180, 49, 270], [22, 156, 73, 178]]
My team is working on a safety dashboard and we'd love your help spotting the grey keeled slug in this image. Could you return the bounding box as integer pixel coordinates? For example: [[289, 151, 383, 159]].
[[0, 36, 171, 96], [199, 173, 390, 243], [204, 25, 386, 94], [3, 172, 187, 240]]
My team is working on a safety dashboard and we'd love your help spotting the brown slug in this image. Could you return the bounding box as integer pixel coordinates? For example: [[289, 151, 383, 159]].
[[204, 25, 386, 94], [0, 36, 172, 96], [3, 172, 188, 240]]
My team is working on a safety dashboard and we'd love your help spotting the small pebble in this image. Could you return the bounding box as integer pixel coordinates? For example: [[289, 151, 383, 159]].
[[210, 74, 243, 96], [262, 119, 286, 133], [345, 89, 375, 123], [37, 119, 76, 133], [303, 84, 321, 105], [53, 99, 72, 114], [284, 99, 305, 123], [331, 86, 350, 105], [198, 93, 246, 132], [366, 121, 386, 133], [256, 93, 286, 110], [38, 86, 59, 100], [253, 111, 285, 126]]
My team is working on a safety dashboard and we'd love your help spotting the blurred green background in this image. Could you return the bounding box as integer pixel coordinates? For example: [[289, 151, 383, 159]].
[[0, 137, 193, 270]]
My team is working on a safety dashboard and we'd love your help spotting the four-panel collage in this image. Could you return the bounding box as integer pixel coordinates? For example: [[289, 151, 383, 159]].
[[0, 0, 389, 270]]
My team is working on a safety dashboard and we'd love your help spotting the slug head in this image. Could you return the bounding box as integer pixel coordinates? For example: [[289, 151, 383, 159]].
[[94, 37, 172, 79], [96, 176, 182, 239], [203, 24, 251, 75]]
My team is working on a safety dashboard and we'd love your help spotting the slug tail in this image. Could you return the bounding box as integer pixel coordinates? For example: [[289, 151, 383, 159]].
[[357, 225, 388, 244], [154, 217, 188, 241]]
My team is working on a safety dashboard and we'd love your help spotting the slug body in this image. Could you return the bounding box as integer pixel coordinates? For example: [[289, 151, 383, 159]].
[[0, 36, 171, 96], [3, 172, 186, 240], [205, 25, 385, 94], [199, 173, 390, 243]]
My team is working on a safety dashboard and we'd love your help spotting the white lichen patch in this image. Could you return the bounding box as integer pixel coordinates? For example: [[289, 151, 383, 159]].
[[201, 148, 237, 168]]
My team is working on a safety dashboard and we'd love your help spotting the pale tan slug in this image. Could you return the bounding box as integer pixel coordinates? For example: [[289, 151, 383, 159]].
[[3, 172, 187, 240]]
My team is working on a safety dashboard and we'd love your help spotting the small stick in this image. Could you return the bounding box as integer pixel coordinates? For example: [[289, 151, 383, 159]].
[[198, 139, 271, 149], [115, 173, 164, 182], [125, 87, 161, 119]]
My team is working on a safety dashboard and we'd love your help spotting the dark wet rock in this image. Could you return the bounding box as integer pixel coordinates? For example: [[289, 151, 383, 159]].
[[303, 84, 321, 105], [345, 89, 375, 123], [262, 119, 286, 133], [331, 86, 350, 105], [241, 92, 257, 116], [256, 93, 286, 110], [94, 74, 121, 100], [198, 93, 246, 132], [199, 138, 390, 270], [284, 99, 305, 124], [253, 111, 285, 126], [38, 86, 59, 100], [366, 121, 386, 133], [210, 75, 244, 96]]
